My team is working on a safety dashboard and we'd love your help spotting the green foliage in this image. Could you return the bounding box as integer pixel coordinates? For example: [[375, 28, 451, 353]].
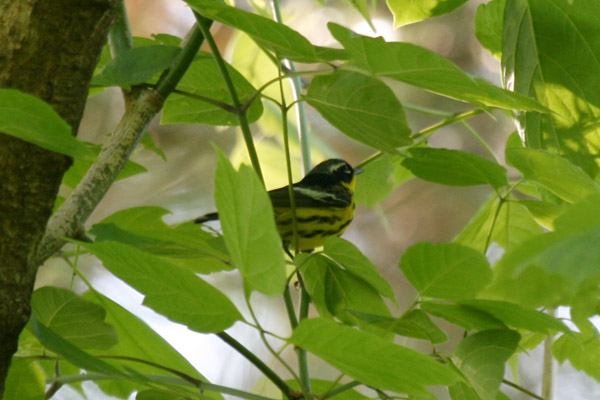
[[387, 0, 470, 27], [9, 0, 600, 399], [0, 89, 97, 161], [290, 318, 460, 396], [214, 150, 286, 295], [304, 70, 411, 153], [92, 45, 181, 88], [402, 148, 508, 190], [31, 287, 118, 350], [502, 0, 600, 177], [399, 242, 492, 301]]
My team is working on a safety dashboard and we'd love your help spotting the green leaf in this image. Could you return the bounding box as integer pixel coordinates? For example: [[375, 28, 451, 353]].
[[420, 302, 506, 331], [517, 199, 567, 231], [31, 287, 118, 350], [29, 313, 125, 377], [354, 154, 413, 207], [451, 330, 520, 400], [454, 194, 543, 253], [92, 45, 181, 87], [387, 0, 469, 27], [298, 253, 392, 333], [328, 23, 546, 112], [0, 89, 97, 161], [402, 148, 508, 190], [351, 309, 448, 344], [460, 300, 570, 334], [290, 318, 459, 396], [162, 53, 263, 126], [475, 0, 505, 59], [323, 237, 395, 301], [81, 241, 243, 332], [304, 70, 411, 153], [186, 0, 318, 63], [502, 0, 600, 177], [214, 151, 286, 296], [485, 226, 600, 308], [4, 359, 45, 400], [139, 133, 167, 161], [399, 242, 492, 301], [553, 332, 600, 382], [91, 206, 231, 274], [83, 292, 207, 399], [506, 148, 599, 203]]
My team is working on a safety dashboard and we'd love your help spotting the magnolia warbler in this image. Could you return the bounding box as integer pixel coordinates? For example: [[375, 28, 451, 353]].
[[195, 159, 362, 252]]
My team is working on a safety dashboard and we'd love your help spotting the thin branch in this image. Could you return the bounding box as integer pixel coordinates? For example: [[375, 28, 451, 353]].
[[410, 109, 484, 141], [216, 332, 299, 400], [502, 379, 545, 400], [321, 380, 360, 400], [194, 13, 264, 184]]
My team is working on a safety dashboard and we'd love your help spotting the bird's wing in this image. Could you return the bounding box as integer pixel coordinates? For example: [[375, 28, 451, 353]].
[[268, 185, 351, 208]]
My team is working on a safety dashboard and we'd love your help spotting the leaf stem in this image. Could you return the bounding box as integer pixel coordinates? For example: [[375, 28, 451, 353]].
[[194, 13, 264, 184], [52, 371, 277, 400], [322, 380, 360, 399], [460, 120, 500, 164], [216, 332, 298, 400], [410, 109, 484, 141], [244, 295, 302, 383], [502, 379, 545, 400]]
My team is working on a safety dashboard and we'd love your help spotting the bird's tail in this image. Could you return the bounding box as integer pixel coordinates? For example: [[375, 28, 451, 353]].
[[194, 212, 219, 224]]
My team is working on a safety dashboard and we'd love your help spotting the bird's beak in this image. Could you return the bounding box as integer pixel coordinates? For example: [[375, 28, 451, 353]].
[[354, 168, 364, 175]]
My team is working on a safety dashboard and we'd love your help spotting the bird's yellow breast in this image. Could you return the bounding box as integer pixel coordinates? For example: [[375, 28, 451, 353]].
[[273, 204, 356, 251]]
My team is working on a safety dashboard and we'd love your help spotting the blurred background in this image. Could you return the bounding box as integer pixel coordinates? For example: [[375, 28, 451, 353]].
[[34, 0, 600, 399]]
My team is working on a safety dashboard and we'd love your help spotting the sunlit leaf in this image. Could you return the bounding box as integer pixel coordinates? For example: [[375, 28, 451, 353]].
[[387, 0, 469, 27], [454, 194, 542, 253], [4, 359, 45, 400], [506, 148, 599, 203], [502, 0, 600, 177], [187, 0, 319, 63], [475, 0, 505, 59]]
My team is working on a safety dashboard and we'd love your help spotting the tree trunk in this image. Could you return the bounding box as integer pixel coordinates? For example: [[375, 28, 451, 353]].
[[0, 0, 117, 395]]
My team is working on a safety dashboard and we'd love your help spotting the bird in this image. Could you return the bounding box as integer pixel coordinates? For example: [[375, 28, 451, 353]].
[[195, 159, 362, 252]]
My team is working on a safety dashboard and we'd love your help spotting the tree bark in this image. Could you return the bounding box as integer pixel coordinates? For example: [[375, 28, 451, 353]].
[[0, 0, 117, 395]]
